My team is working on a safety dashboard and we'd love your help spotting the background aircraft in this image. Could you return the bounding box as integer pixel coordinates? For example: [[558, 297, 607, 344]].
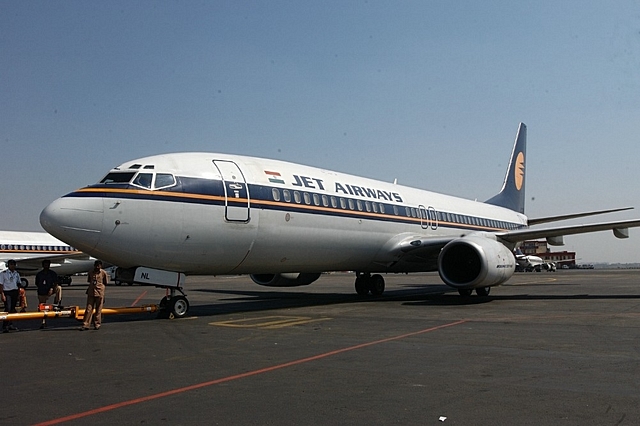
[[0, 230, 97, 287], [40, 123, 640, 317]]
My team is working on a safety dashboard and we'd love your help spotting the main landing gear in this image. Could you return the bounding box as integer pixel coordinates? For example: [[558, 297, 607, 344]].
[[158, 287, 190, 319], [354, 273, 386, 296], [458, 287, 491, 297]]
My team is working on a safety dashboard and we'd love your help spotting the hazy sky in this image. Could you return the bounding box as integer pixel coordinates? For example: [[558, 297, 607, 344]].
[[1, 1, 639, 263]]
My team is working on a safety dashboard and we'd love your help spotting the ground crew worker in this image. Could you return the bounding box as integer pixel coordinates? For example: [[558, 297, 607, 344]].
[[17, 285, 27, 313], [35, 259, 62, 328], [0, 259, 21, 332], [81, 260, 108, 331]]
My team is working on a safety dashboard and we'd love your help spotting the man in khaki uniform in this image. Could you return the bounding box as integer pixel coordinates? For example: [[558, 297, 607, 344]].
[[81, 260, 108, 330]]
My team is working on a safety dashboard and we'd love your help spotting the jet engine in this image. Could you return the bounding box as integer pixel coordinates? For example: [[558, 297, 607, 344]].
[[437, 235, 515, 289], [250, 273, 322, 287]]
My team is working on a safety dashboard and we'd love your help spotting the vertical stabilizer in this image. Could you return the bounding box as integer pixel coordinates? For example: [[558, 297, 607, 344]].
[[485, 123, 527, 213]]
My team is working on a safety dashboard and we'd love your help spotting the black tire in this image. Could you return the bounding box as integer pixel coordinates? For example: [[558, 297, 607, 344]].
[[355, 276, 369, 296], [170, 296, 189, 318], [157, 296, 171, 319], [20, 278, 29, 289], [458, 288, 473, 297], [369, 274, 385, 296], [476, 287, 491, 297]]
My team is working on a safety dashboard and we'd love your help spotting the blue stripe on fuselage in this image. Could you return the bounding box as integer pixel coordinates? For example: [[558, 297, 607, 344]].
[[65, 176, 523, 232]]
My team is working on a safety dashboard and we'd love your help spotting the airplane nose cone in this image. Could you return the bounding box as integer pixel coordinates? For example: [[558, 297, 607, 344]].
[[40, 195, 104, 251]]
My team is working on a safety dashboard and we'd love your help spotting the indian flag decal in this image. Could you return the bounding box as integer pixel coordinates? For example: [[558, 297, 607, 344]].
[[264, 170, 285, 184]]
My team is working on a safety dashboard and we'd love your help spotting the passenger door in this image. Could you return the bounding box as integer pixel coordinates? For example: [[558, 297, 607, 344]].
[[212, 160, 251, 222]]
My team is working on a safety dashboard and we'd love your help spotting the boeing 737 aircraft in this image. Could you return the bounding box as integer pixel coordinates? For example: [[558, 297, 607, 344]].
[[39, 123, 640, 317], [0, 230, 97, 286]]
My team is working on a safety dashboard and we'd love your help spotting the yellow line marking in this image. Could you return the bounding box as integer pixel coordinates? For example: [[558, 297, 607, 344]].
[[209, 315, 331, 329], [263, 317, 332, 329]]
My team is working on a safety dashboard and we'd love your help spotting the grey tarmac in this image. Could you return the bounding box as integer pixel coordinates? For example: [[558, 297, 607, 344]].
[[2, 270, 640, 425]]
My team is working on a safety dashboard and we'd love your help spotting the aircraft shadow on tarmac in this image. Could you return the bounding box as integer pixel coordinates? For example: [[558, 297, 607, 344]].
[[402, 292, 640, 307], [186, 285, 488, 316], [103, 285, 640, 321], [19, 284, 640, 328]]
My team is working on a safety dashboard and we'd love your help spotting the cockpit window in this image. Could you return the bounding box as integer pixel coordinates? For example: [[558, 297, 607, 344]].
[[154, 173, 176, 189], [132, 173, 153, 189], [100, 172, 136, 184]]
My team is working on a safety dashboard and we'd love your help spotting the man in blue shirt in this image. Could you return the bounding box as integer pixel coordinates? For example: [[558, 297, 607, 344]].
[[0, 259, 21, 332]]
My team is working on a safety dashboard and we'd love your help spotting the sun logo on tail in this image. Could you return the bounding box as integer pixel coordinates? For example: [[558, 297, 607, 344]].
[[515, 152, 525, 190]]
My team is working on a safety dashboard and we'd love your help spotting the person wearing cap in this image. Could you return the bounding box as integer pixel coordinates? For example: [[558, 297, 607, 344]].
[[80, 260, 108, 331], [0, 259, 22, 332]]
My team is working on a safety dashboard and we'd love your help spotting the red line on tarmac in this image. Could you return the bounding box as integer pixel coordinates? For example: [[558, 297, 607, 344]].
[[130, 291, 147, 307], [34, 319, 466, 426]]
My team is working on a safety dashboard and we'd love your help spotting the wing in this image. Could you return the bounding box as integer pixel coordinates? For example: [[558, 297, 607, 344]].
[[497, 218, 640, 245], [1, 252, 94, 275], [378, 217, 640, 264], [375, 233, 454, 267], [527, 207, 634, 226]]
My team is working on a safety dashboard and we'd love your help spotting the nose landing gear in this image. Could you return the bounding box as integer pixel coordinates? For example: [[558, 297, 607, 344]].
[[158, 288, 190, 319]]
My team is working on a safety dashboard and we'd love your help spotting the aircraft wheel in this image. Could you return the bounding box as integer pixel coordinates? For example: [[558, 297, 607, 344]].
[[476, 287, 491, 297], [369, 274, 385, 296], [355, 276, 369, 295], [157, 296, 170, 319], [115, 280, 122, 286], [458, 288, 473, 297], [20, 278, 29, 288], [169, 296, 189, 319]]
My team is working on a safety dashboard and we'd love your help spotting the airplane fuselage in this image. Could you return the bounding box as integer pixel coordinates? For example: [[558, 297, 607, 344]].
[[41, 153, 527, 276]]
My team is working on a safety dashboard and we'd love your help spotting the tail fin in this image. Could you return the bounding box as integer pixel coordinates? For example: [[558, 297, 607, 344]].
[[485, 123, 527, 214]]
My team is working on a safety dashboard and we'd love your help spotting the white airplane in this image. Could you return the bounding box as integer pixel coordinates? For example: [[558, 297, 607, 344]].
[[0, 230, 97, 287], [514, 249, 559, 272], [39, 123, 640, 317]]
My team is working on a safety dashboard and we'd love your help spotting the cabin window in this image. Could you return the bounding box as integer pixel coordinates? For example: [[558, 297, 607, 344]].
[[132, 173, 153, 189], [303, 192, 311, 205], [372, 203, 378, 213], [322, 195, 329, 207], [340, 198, 347, 209], [272, 188, 281, 202], [293, 191, 302, 203], [313, 194, 320, 206], [379, 204, 385, 214], [348, 199, 355, 210], [330, 196, 337, 208], [283, 190, 291, 202], [365, 201, 371, 212], [155, 173, 176, 189], [357, 200, 363, 211]]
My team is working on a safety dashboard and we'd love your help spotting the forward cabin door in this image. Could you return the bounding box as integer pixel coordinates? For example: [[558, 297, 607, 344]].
[[213, 160, 250, 222]]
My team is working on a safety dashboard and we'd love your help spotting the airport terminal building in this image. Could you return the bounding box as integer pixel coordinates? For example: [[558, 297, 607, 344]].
[[521, 240, 576, 267]]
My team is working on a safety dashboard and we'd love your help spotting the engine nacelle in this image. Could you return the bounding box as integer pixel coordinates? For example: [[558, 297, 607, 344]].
[[438, 235, 515, 289], [250, 273, 322, 287]]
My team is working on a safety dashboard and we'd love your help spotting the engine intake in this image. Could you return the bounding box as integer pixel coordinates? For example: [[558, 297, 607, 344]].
[[250, 273, 322, 287], [438, 235, 515, 289]]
